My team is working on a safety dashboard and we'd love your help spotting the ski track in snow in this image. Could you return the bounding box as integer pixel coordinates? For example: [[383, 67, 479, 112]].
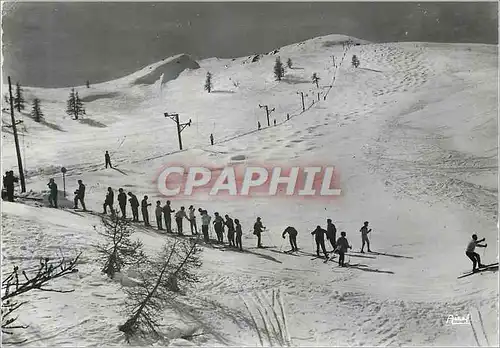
[[2, 36, 498, 346]]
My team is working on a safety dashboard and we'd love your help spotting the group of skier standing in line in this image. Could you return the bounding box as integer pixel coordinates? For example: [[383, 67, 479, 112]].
[[7, 149, 489, 272]]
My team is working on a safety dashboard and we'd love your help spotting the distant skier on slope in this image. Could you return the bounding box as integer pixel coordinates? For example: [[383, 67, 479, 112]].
[[201, 210, 212, 243], [175, 206, 189, 235], [155, 201, 164, 231], [188, 205, 198, 235], [326, 219, 337, 250], [360, 221, 372, 253], [253, 217, 266, 248], [336, 231, 352, 267], [102, 187, 114, 216], [466, 234, 487, 272], [141, 195, 152, 227], [213, 212, 225, 244], [127, 192, 139, 222], [225, 214, 236, 247], [311, 225, 329, 259], [282, 226, 298, 252], [47, 178, 58, 208], [117, 188, 127, 218], [73, 180, 86, 211], [105, 151, 112, 168], [235, 219, 243, 251], [163, 200, 175, 233]]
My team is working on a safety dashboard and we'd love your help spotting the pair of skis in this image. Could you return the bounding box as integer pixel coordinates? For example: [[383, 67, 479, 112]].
[[457, 262, 498, 279]]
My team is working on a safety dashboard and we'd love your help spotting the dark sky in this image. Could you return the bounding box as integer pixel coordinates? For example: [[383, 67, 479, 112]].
[[2, 2, 498, 88]]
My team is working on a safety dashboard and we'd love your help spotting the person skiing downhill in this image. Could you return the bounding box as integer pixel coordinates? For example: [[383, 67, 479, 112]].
[[225, 215, 236, 247], [141, 195, 152, 227], [253, 217, 265, 248], [311, 226, 329, 259], [118, 188, 127, 218], [103, 187, 114, 216], [128, 192, 139, 222], [466, 234, 487, 272], [282, 226, 298, 252], [360, 221, 372, 253], [235, 219, 243, 251], [188, 205, 198, 235], [47, 178, 58, 208], [326, 219, 337, 250], [201, 210, 212, 243], [163, 200, 175, 233], [336, 231, 352, 267], [155, 201, 164, 230], [213, 212, 225, 244]]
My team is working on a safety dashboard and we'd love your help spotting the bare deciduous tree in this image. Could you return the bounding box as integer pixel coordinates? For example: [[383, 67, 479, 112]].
[[1, 254, 81, 344], [118, 239, 202, 341]]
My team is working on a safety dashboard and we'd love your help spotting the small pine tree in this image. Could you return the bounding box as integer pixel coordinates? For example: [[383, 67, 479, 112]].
[[287, 58, 293, 69], [204, 72, 213, 93], [75, 92, 86, 119], [66, 89, 85, 120], [30, 98, 43, 122], [274, 57, 285, 81], [312, 73, 320, 88], [66, 89, 77, 119], [14, 83, 25, 112], [352, 55, 360, 68]]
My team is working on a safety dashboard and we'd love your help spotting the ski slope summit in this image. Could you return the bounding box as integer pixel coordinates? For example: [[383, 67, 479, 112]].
[[1, 34, 498, 346]]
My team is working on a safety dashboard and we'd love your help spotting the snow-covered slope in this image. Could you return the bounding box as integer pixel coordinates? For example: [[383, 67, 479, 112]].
[[1, 34, 498, 346]]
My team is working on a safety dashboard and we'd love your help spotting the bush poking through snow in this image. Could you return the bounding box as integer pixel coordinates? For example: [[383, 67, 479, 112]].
[[1, 253, 81, 344], [94, 215, 147, 279], [204, 72, 213, 93], [274, 57, 285, 81], [30, 98, 44, 122], [118, 239, 202, 341], [286, 58, 293, 69]]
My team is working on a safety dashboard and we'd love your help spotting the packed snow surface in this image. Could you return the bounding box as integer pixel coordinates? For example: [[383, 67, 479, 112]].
[[1, 34, 498, 346]]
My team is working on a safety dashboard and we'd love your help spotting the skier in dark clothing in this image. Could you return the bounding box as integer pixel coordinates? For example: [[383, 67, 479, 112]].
[[3, 171, 18, 202], [336, 231, 352, 267], [210, 133, 214, 146], [128, 192, 139, 222], [103, 187, 114, 215], [117, 188, 127, 218], [466, 234, 487, 272], [282, 226, 298, 252], [360, 221, 372, 253], [224, 215, 235, 247], [47, 178, 58, 208], [213, 212, 225, 244], [155, 201, 163, 230], [163, 200, 175, 233], [73, 180, 86, 210], [235, 219, 243, 251], [175, 206, 189, 235], [188, 205, 198, 234], [326, 219, 337, 250], [105, 151, 112, 168], [253, 217, 265, 248], [141, 195, 151, 227], [311, 225, 328, 259]]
